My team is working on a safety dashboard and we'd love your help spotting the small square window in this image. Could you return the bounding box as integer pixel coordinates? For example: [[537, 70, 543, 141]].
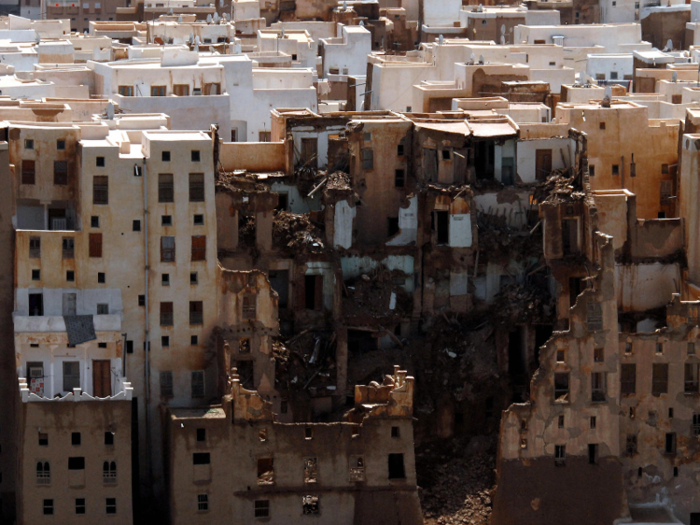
[[363, 132, 372, 142], [106, 498, 116, 514], [194, 214, 204, 225], [138, 295, 145, 306], [162, 274, 170, 286], [442, 149, 451, 161], [32, 269, 40, 281], [72, 432, 81, 445], [196, 428, 206, 442], [305, 427, 313, 440], [57, 139, 66, 150], [98, 342, 107, 348], [197, 494, 208, 512], [656, 342, 664, 354], [191, 150, 200, 162], [689, 342, 696, 355], [25, 139, 34, 150], [98, 272, 105, 284], [590, 416, 596, 429], [162, 151, 171, 162], [558, 415, 564, 428], [556, 349, 565, 363], [98, 304, 109, 314], [43, 499, 54, 515], [133, 220, 141, 232], [589, 165, 595, 177], [190, 272, 198, 285], [91, 216, 100, 228], [126, 341, 133, 354], [191, 335, 198, 345], [391, 426, 400, 438], [39, 433, 49, 446], [67, 270, 75, 282], [162, 336, 170, 348], [162, 215, 172, 226], [75, 498, 85, 515], [594, 348, 604, 362], [105, 432, 114, 445], [612, 165, 619, 176], [96, 157, 105, 167]]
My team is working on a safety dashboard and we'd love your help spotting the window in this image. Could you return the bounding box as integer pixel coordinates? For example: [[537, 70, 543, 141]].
[[690, 343, 696, 355], [29, 293, 43, 316], [594, 348, 604, 362], [194, 214, 204, 226], [190, 272, 198, 285], [196, 428, 206, 442], [93, 176, 108, 204], [362, 149, 374, 170], [656, 342, 664, 354], [133, 220, 141, 232], [599, 122, 606, 130], [75, 498, 85, 515], [442, 149, 451, 161], [652, 363, 668, 396], [257, 457, 274, 484], [662, 163, 669, 174], [554, 445, 566, 465], [591, 372, 606, 402], [588, 443, 598, 464], [666, 432, 677, 454], [63, 237, 74, 259], [388, 453, 405, 479], [173, 84, 189, 96], [191, 370, 204, 398], [259, 131, 271, 142], [304, 458, 318, 483], [395, 169, 405, 188], [54, 160, 68, 185], [118, 85, 133, 96], [363, 132, 372, 142], [151, 86, 166, 97], [558, 415, 564, 428], [162, 151, 171, 162], [72, 432, 81, 445], [556, 350, 565, 363], [612, 164, 619, 176], [96, 157, 105, 168], [590, 416, 596, 429], [193, 453, 210, 465], [43, 499, 54, 515], [242, 295, 256, 319], [161, 236, 175, 262], [197, 494, 208, 512], [25, 139, 34, 150], [302, 495, 319, 515], [29, 236, 40, 258], [626, 434, 637, 455], [685, 363, 699, 393], [97, 304, 108, 314], [138, 295, 145, 306], [589, 165, 595, 177], [22, 160, 35, 185], [91, 216, 100, 228], [162, 274, 170, 286], [397, 144, 404, 156], [203, 82, 220, 95], [98, 272, 105, 284], [391, 426, 400, 438], [189, 301, 203, 325], [587, 303, 603, 331], [191, 150, 200, 162], [281, 401, 288, 414], [37, 461, 50, 484], [620, 363, 636, 395], [669, 407, 674, 418], [160, 371, 173, 396], [158, 174, 174, 202], [189, 173, 204, 202], [191, 236, 206, 261], [106, 498, 116, 514], [554, 372, 569, 402], [162, 215, 172, 226], [254, 500, 270, 518], [68, 457, 85, 470], [105, 432, 114, 445], [387, 217, 399, 237], [63, 361, 80, 391], [103, 461, 116, 483], [693, 414, 700, 436], [160, 302, 173, 326], [39, 433, 48, 446]]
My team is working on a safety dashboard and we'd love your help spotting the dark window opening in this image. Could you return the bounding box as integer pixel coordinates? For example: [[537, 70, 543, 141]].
[[257, 457, 274, 485], [387, 217, 399, 237], [666, 432, 677, 454], [434, 210, 448, 245], [388, 453, 405, 479], [588, 443, 598, 464]]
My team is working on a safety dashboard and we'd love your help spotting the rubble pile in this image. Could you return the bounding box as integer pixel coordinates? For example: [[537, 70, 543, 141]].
[[238, 214, 256, 248], [476, 212, 542, 260], [274, 331, 337, 394], [417, 436, 496, 525], [490, 282, 554, 326], [535, 169, 586, 205], [273, 211, 325, 253], [342, 267, 412, 321]]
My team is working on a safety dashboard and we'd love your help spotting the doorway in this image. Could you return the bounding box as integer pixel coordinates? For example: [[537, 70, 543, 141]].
[[92, 360, 112, 398]]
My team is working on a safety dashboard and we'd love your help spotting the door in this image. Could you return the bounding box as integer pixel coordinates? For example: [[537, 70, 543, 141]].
[[62, 293, 77, 316], [536, 149, 552, 181], [93, 360, 111, 398], [301, 138, 318, 169]]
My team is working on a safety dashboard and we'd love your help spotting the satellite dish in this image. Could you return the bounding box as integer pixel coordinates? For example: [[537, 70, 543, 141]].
[[213, 12, 220, 22], [663, 38, 673, 52], [106, 101, 114, 120], [672, 71, 678, 82], [206, 13, 212, 23], [470, 52, 475, 63], [359, 19, 364, 26], [479, 54, 484, 64], [477, 3, 483, 11], [168, 7, 173, 15], [438, 34, 443, 45]]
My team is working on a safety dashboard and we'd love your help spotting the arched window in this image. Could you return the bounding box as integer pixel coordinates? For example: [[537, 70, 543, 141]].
[[103, 460, 117, 483], [37, 461, 50, 484]]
